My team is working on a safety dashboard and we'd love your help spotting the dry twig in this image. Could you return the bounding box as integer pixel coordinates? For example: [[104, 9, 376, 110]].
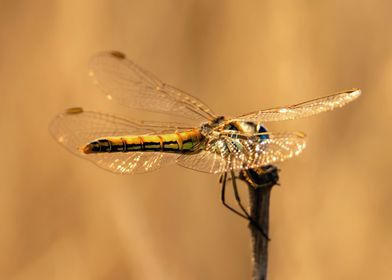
[[239, 166, 279, 280]]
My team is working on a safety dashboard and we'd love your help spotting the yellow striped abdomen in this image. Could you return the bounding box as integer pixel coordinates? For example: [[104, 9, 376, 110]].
[[82, 130, 203, 154]]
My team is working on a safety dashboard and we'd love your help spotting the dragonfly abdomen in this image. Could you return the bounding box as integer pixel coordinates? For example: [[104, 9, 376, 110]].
[[82, 130, 203, 154]]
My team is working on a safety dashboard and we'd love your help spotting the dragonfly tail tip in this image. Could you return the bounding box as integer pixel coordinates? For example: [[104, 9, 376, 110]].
[[81, 144, 92, 154]]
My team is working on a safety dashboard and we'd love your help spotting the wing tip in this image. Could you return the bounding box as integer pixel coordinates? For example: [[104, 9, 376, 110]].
[[348, 88, 361, 98], [65, 107, 84, 115], [295, 131, 306, 138], [89, 50, 127, 69], [108, 50, 126, 60], [92, 50, 127, 60]]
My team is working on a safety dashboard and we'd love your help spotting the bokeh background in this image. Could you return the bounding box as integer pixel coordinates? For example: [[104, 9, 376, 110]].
[[1, 1, 392, 279]]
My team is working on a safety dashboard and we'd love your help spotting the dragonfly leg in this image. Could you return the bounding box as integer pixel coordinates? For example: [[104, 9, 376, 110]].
[[230, 170, 251, 219], [220, 171, 270, 241], [220, 172, 249, 220], [229, 171, 270, 241]]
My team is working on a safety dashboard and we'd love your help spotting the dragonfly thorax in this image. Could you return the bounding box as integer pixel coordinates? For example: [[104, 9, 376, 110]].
[[223, 121, 268, 134], [200, 116, 226, 136], [211, 116, 226, 126]]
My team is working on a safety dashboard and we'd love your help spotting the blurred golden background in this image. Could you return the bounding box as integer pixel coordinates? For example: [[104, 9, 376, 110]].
[[1, 1, 392, 279]]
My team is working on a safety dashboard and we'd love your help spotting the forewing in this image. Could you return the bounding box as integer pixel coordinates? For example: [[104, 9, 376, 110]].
[[176, 131, 306, 173], [234, 89, 361, 122], [50, 108, 191, 174], [89, 51, 216, 122]]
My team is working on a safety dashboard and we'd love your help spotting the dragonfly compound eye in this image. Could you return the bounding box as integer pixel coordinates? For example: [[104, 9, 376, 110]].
[[258, 125, 269, 141]]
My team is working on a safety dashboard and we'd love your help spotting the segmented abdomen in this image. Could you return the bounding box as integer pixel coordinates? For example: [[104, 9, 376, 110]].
[[82, 130, 203, 154]]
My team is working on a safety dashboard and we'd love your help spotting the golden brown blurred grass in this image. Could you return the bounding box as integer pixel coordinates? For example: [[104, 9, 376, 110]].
[[1, 1, 391, 279]]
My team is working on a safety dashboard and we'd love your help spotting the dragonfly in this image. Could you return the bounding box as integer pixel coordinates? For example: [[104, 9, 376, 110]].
[[50, 51, 361, 230]]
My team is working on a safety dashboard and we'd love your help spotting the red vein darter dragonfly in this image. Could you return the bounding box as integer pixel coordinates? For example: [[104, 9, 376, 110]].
[[50, 51, 361, 228]]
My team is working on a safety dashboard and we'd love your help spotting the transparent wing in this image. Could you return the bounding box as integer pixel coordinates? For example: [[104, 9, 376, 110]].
[[176, 150, 227, 174], [176, 131, 306, 174], [85, 152, 179, 174], [234, 89, 361, 122], [89, 51, 216, 122], [49, 108, 192, 174]]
